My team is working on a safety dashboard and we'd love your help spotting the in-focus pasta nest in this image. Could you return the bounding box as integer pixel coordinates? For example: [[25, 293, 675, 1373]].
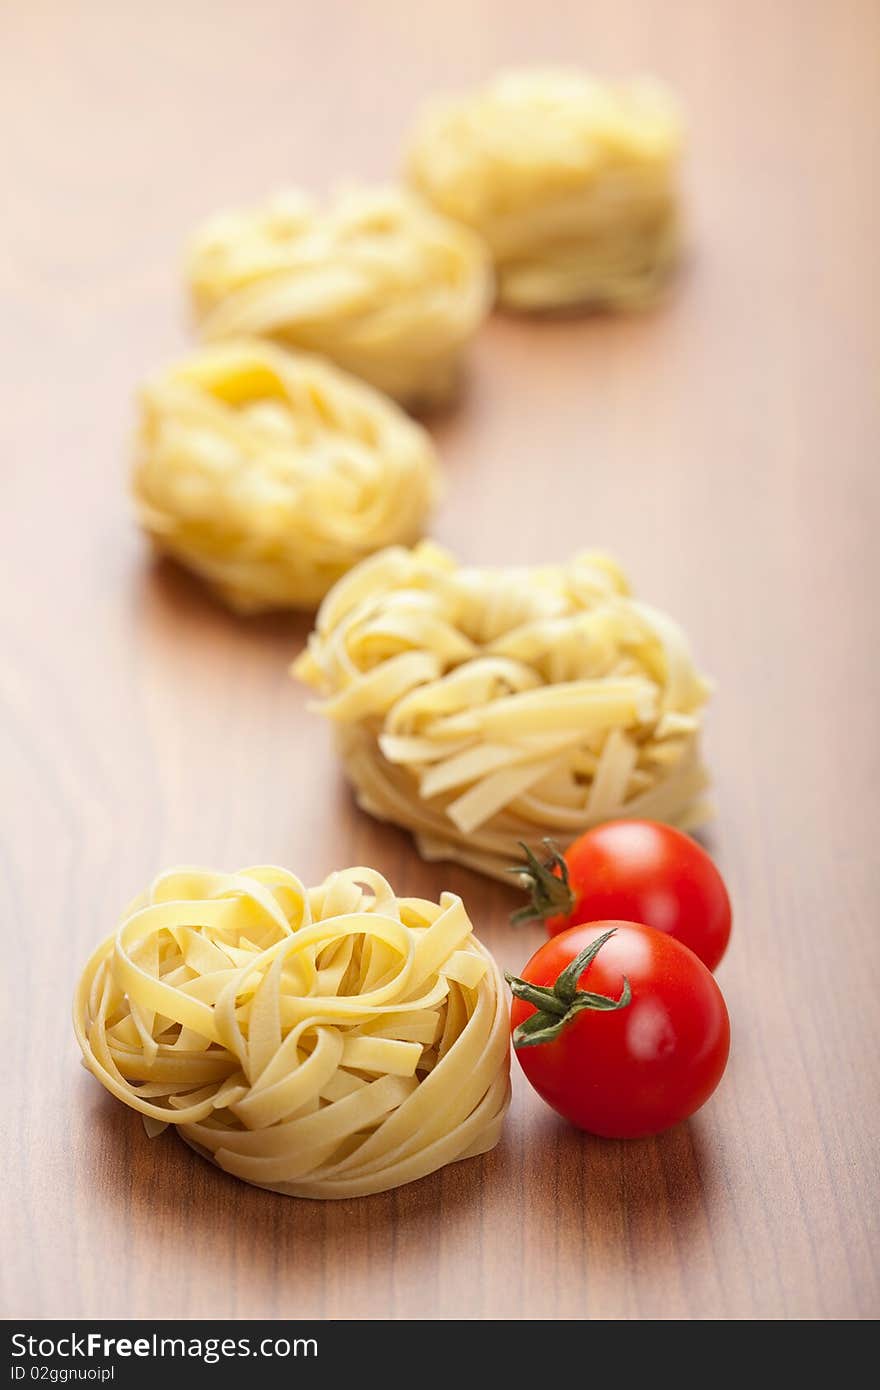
[[186, 185, 493, 407], [73, 865, 510, 1199], [405, 69, 682, 312], [295, 543, 712, 880], [132, 339, 439, 613]]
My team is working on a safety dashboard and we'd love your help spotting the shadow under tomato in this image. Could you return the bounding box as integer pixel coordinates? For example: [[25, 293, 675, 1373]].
[[488, 1067, 723, 1311]]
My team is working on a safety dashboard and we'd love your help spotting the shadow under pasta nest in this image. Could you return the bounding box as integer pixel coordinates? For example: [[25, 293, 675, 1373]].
[[410, 367, 477, 428], [74, 1057, 718, 1318], [491, 268, 687, 325], [80, 1080, 503, 1248], [134, 553, 315, 656], [334, 796, 521, 908], [79, 1060, 716, 1239]]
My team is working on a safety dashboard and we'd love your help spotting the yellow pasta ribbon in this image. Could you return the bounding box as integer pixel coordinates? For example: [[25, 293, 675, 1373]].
[[73, 865, 510, 1198], [131, 339, 440, 612], [405, 69, 682, 311], [186, 185, 493, 407], [295, 542, 713, 880]]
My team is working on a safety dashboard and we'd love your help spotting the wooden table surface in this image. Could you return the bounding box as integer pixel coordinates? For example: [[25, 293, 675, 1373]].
[[3, 0, 878, 1322]]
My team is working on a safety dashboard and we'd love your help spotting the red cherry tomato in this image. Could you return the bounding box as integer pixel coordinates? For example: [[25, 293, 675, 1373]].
[[514, 821, 732, 971], [508, 921, 730, 1138]]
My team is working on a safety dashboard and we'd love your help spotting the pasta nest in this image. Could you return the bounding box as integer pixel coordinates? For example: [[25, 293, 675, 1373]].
[[405, 68, 683, 311], [186, 185, 493, 407], [132, 339, 439, 613], [295, 542, 712, 880], [73, 864, 510, 1199]]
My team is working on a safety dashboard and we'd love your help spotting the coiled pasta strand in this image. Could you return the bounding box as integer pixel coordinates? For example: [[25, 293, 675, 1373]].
[[295, 543, 712, 880], [406, 69, 682, 311], [73, 865, 510, 1198], [187, 185, 493, 406], [132, 339, 439, 612]]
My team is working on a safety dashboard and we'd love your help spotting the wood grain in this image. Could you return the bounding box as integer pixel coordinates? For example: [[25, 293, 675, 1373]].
[[2, 0, 878, 1321]]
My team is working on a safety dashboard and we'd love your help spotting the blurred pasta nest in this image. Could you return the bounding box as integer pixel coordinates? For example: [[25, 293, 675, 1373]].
[[295, 542, 712, 880], [405, 69, 682, 312], [132, 339, 439, 612], [186, 185, 493, 406], [73, 864, 510, 1199]]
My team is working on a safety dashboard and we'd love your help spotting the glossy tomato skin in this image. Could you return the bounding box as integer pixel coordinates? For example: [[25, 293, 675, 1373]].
[[547, 821, 732, 971], [511, 921, 730, 1138]]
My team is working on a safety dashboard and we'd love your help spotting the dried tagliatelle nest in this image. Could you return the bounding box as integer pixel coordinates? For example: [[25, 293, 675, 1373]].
[[73, 864, 510, 1199], [405, 69, 683, 312], [132, 339, 439, 613], [186, 185, 493, 407], [295, 543, 712, 880]]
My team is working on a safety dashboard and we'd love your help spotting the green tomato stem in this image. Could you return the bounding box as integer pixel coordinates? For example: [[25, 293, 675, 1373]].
[[508, 839, 576, 926], [506, 927, 631, 1049]]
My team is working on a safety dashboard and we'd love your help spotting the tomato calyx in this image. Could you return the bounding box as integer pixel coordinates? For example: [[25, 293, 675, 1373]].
[[508, 838, 575, 926], [505, 928, 631, 1048]]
